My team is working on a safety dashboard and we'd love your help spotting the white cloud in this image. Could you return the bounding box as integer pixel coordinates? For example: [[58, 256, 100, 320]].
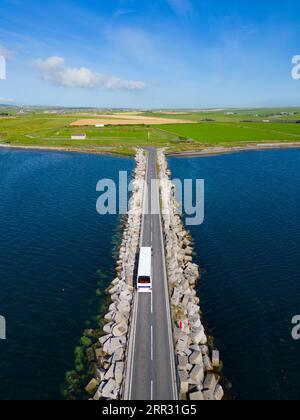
[[35, 56, 145, 91], [167, 0, 193, 16], [0, 97, 15, 103]]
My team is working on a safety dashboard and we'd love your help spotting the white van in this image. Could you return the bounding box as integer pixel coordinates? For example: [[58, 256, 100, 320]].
[[137, 247, 152, 293]]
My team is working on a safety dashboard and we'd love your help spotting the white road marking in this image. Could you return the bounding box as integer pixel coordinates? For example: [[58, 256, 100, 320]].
[[151, 380, 154, 401], [151, 325, 154, 361]]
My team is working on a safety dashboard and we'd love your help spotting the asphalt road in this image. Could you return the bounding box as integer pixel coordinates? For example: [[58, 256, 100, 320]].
[[126, 149, 177, 401]]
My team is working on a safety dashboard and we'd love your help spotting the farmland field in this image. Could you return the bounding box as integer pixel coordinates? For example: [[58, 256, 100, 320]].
[[0, 114, 175, 150], [142, 108, 300, 123], [1, 109, 300, 154], [157, 122, 300, 145]]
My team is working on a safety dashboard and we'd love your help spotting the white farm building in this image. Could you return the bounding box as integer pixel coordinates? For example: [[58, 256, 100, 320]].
[[71, 134, 87, 140]]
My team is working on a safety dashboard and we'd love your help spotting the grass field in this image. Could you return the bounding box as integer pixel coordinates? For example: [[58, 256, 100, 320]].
[[142, 108, 300, 123], [157, 122, 300, 145], [1, 109, 300, 154], [0, 114, 175, 148]]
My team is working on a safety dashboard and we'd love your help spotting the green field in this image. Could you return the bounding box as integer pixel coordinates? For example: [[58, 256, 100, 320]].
[[157, 122, 300, 145], [0, 114, 175, 149], [142, 108, 300, 123], [1, 109, 300, 155]]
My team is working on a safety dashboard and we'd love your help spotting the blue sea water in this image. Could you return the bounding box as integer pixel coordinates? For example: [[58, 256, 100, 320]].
[[169, 149, 300, 400], [0, 149, 134, 400]]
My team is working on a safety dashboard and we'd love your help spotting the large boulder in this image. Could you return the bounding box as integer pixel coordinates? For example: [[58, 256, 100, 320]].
[[189, 350, 203, 366], [111, 347, 125, 363], [104, 364, 115, 381], [104, 312, 115, 322], [212, 350, 220, 368], [114, 311, 129, 324], [119, 290, 132, 302], [99, 334, 112, 345], [176, 334, 189, 353], [171, 288, 182, 306], [103, 322, 114, 334], [85, 379, 99, 396], [95, 368, 106, 382], [115, 362, 124, 385], [103, 337, 125, 355], [214, 384, 224, 401], [189, 390, 204, 401], [203, 355, 213, 372], [117, 300, 131, 315], [178, 355, 188, 371], [203, 373, 218, 393], [203, 390, 214, 401], [101, 379, 118, 400], [190, 327, 207, 345], [189, 365, 204, 386], [112, 322, 128, 337]]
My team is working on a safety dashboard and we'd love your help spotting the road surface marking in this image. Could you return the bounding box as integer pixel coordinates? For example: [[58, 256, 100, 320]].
[[151, 325, 154, 361], [151, 380, 154, 401]]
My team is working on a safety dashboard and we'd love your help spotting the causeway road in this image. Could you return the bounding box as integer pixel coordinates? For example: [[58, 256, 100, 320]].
[[125, 148, 178, 401]]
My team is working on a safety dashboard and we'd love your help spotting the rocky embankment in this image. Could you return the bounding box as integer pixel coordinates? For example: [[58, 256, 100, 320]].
[[157, 149, 224, 401], [86, 149, 147, 400]]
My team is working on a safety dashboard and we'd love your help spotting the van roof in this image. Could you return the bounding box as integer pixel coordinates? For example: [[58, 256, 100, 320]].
[[138, 247, 152, 278]]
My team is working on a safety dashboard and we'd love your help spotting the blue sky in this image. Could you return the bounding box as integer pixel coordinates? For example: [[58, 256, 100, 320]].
[[0, 0, 300, 108]]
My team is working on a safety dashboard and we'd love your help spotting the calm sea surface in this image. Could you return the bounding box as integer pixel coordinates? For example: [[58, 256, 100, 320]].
[[0, 149, 133, 400], [169, 149, 300, 400]]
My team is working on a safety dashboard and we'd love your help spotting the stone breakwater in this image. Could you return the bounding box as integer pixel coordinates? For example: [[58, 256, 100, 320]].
[[157, 149, 224, 401], [86, 149, 147, 400]]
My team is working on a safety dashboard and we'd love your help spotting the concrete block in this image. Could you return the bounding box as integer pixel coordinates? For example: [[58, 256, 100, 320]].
[[115, 362, 124, 385], [214, 384, 224, 401], [189, 365, 204, 386], [104, 364, 115, 381], [176, 334, 189, 353], [189, 350, 203, 366], [203, 390, 214, 401], [203, 373, 218, 393], [212, 350, 220, 368], [203, 355, 214, 372], [112, 322, 128, 337], [189, 390, 204, 401], [85, 379, 99, 395], [102, 379, 118, 400]]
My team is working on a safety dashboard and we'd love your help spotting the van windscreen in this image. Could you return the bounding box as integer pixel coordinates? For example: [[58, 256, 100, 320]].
[[138, 276, 151, 284]]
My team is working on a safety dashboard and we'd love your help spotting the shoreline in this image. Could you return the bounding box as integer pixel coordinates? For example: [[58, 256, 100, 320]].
[[167, 142, 300, 157], [0, 144, 134, 157], [1, 141, 300, 158]]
